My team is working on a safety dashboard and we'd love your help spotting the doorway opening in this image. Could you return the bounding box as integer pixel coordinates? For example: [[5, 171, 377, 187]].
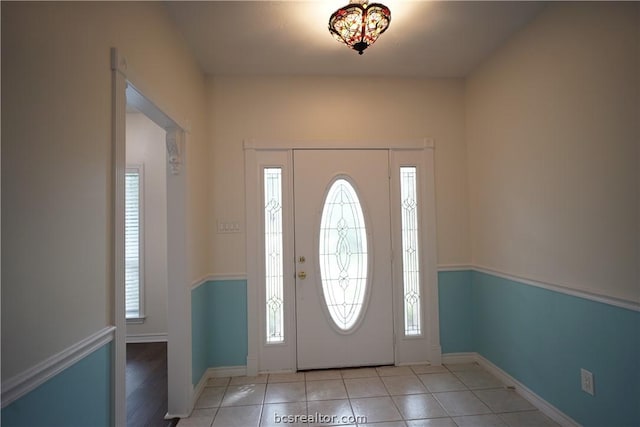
[[244, 140, 441, 376], [112, 47, 192, 426], [124, 105, 175, 426]]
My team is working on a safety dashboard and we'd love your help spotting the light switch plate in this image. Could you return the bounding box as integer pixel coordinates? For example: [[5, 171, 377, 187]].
[[217, 220, 241, 234]]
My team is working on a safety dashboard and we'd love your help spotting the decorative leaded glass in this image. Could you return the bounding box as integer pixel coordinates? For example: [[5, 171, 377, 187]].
[[400, 167, 421, 336], [264, 168, 284, 343], [319, 179, 368, 331]]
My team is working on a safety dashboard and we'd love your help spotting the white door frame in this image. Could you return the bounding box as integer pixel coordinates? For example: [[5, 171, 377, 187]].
[[244, 138, 441, 376], [112, 48, 192, 425]]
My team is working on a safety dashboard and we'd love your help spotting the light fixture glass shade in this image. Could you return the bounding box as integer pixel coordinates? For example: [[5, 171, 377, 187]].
[[329, 1, 391, 55]]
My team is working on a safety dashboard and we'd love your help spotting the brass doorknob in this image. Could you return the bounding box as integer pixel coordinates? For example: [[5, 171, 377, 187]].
[[297, 271, 307, 280]]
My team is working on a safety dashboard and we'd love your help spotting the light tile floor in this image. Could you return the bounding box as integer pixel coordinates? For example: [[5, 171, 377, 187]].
[[180, 363, 560, 427]]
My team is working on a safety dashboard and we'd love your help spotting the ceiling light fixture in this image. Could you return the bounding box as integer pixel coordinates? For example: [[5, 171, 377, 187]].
[[328, 0, 391, 55]]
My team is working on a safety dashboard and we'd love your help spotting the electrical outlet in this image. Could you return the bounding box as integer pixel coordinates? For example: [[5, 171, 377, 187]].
[[581, 368, 594, 396]]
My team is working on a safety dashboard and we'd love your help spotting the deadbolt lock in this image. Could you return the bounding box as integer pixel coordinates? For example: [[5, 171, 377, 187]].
[[298, 256, 306, 263]]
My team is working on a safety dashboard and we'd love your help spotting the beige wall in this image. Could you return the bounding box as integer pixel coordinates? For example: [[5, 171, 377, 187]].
[[1, 2, 208, 379], [208, 76, 470, 275], [126, 113, 168, 338], [5, 0, 636, 385], [466, 2, 639, 302]]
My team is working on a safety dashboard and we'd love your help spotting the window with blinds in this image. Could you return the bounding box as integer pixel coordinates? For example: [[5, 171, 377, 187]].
[[125, 166, 144, 319]]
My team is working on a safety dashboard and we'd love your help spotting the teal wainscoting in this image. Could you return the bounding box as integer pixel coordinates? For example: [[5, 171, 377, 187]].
[[206, 280, 248, 367], [472, 270, 640, 427], [438, 270, 474, 353], [193, 273, 639, 425], [1, 341, 112, 427], [191, 280, 248, 386]]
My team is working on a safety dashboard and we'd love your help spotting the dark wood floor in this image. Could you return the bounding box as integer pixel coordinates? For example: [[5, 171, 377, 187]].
[[126, 342, 179, 427]]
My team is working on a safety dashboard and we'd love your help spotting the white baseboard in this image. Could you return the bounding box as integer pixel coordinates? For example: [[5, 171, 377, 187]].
[[475, 354, 580, 427], [396, 361, 431, 367], [442, 352, 580, 427], [1, 326, 116, 408], [126, 333, 168, 343], [208, 365, 247, 378], [441, 352, 478, 365], [259, 369, 298, 374], [192, 370, 210, 414], [165, 410, 192, 419]]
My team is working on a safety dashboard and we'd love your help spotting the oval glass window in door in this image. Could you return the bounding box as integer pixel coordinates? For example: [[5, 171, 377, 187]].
[[319, 178, 368, 332]]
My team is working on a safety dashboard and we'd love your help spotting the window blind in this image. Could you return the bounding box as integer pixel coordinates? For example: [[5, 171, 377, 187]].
[[125, 169, 142, 318]]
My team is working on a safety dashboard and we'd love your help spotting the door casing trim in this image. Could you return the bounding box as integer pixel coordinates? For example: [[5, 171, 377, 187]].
[[112, 47, 192, 422], [244, 139, 440, 375]]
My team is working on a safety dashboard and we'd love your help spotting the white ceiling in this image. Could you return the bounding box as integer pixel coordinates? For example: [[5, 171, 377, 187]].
[[165, 1, 546, 78]]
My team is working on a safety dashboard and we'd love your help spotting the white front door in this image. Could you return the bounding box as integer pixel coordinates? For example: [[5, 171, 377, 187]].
[[294, 150, 394, 370]]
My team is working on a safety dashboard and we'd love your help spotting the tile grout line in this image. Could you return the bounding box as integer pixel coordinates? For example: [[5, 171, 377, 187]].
[[192, 365, 558, 427], [302, 372, 309, 426], [342, 369, 358, 426], [379, 368, 408, 424], [256, 373, 268, 427]]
